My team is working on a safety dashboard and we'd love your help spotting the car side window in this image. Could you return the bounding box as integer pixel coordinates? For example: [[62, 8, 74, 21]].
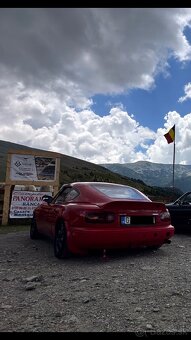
[[182, 193, 191, 205], [65, 189, 79, 201], [54, 188, 78, 204], [54, 188, 72, 204]]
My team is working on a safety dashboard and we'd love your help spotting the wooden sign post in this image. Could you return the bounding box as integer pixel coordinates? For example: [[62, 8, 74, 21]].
[[2, 149, 61, 225]]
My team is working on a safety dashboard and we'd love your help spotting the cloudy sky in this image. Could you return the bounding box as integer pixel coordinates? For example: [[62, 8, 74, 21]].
[[1, 8, 191, 165]]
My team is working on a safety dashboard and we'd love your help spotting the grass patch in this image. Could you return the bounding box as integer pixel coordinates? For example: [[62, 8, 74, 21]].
[[0, 224, 29, 234]]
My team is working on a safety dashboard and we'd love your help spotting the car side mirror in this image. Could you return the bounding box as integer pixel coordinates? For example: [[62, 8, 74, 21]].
[[42, 195, 53, 204]]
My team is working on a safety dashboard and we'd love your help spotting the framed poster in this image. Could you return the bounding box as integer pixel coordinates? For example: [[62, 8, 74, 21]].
[[10, 154, 57, 181]]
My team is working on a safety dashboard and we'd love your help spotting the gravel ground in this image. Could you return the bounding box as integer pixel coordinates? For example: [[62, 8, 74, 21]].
[[0, 229, 191, 333]]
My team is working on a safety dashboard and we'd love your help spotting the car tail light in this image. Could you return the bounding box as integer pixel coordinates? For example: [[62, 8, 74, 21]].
[[159, 210, 171, 221], [85, 212, 115, 223]]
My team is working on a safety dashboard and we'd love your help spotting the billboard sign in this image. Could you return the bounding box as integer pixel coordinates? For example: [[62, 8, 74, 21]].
[[9, 190, 52, 218], [10, 154, 57, 181]]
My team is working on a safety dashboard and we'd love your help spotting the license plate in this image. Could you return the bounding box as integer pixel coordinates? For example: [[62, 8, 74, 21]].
[[121, 216, 131, 225]]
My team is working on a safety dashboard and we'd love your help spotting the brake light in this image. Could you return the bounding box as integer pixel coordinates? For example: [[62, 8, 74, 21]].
[[159, 210, 171, 221], [85, 212, 115, 223]]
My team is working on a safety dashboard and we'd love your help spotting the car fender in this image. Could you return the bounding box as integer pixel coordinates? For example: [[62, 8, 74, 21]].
[[53, 217, 85, 255]]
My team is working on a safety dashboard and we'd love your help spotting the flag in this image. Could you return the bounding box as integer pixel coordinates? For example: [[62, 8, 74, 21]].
[[164, 125, 175, 144]]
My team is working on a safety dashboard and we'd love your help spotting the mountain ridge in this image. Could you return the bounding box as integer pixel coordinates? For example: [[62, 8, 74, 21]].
[[100, 161, 191, 192]]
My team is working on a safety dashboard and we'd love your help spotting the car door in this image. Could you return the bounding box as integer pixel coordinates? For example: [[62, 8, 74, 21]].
[[43, 187, 79, 237], [168, 192, 191, 230]]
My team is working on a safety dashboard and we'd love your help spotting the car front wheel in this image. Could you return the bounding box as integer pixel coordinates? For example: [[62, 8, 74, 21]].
[[54, 221, 71, 259], [30, 216, 40, 239]]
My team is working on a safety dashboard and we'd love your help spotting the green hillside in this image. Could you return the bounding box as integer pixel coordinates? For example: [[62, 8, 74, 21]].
[[0, 140, 181, 202]]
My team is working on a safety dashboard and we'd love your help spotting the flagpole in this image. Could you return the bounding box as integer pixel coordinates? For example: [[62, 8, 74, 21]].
[[172, 139, 175, 191], [164, 124, 175, 193]]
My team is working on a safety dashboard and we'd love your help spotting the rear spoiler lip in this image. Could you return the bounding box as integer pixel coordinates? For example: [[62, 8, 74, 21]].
[[96, 200, 166, 210]]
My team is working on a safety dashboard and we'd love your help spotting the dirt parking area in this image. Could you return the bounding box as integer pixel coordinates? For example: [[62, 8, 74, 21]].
[[0, 229, 191, 333]]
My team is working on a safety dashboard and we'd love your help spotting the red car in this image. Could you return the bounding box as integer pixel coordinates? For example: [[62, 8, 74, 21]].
[[30, 182, 174, 258]]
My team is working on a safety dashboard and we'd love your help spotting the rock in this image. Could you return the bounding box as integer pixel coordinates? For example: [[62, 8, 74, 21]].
[[67, 315, 80, 323], [146, 324, 153, 329], [83, 298, 90, 303], [1, 304, 12, 309], [25, 282, 38, 290], [135, 307, 142, 312], [23, 275, 43, 283], [126, 288, 135, 293], [55, 312, 62, 317], [152, 307, 160, 312]]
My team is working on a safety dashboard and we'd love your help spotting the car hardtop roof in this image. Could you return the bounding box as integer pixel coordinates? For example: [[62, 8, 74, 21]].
[[58, 182, 150, 203], [71, 182, 133, 187]]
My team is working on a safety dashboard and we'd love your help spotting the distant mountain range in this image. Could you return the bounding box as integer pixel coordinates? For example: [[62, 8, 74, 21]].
[[100, 161, 191, 193]]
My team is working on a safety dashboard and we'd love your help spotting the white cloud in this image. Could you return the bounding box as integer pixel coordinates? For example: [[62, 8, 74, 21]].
[[0, 78, 156, 163], [1, 9, 191, 165], [1, 8, 191, 96], [1, 78, 191, 165], [145, 111, 191, 165], [178, 82, 191, 102]]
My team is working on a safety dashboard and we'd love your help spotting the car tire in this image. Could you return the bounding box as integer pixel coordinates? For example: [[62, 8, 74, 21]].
[[147, 245, 161, 251], [30, 216, 40, 240], [54, 221, 71, 259]]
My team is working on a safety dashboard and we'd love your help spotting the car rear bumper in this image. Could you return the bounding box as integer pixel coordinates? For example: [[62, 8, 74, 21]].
[[68, 225, 174, 250]]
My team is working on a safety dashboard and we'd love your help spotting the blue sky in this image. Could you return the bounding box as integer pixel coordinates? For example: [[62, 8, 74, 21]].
[[1, 8, 191, 165], [92, 55, 191, 130]]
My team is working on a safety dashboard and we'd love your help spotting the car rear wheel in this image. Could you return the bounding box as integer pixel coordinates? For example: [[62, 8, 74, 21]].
[[54, 221, 71, 259], [30, 216, 40, 239], [147, 245, 161, 251]]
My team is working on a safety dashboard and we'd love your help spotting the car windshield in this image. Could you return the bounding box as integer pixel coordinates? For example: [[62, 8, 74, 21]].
[[91, 183, 150, 200]]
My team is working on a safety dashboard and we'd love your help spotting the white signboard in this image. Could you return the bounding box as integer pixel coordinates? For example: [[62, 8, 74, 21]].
[[9, 191, 52, 218], [10, 154, 57, 181]]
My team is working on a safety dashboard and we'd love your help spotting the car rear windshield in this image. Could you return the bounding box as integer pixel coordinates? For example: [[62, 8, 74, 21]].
[[91, 183, 150, 200]]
